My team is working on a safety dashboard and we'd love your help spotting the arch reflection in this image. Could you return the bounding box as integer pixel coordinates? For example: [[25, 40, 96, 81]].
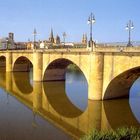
[[103, 99, 139, 129], [43, 81, 84, 118], [13, 72, 33, 94], [129, 77, 140, 123], [0, 71, 6, 88]]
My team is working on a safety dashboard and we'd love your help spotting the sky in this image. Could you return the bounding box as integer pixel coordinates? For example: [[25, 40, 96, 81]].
[[0, 0, 140, 43]]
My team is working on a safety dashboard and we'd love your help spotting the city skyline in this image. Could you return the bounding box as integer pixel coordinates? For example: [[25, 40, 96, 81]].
[[0, 0, 140, 43]]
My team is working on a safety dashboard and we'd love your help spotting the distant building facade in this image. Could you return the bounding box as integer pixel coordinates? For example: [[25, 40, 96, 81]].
[[0, 33, 15, 49], [0, 30, 87, 50]]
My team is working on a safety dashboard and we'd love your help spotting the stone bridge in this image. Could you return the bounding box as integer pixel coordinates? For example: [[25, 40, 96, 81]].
[[1, 46, 140, 100]]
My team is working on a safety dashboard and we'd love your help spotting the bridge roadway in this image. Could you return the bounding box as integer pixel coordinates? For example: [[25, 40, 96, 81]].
[[1, 46, 140, 100]]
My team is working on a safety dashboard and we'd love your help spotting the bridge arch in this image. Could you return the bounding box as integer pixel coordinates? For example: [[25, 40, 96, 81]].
[[12, 56, 33, 94], [103, 66, 140, 100], [0, 56, 6, 71], [43, 58, 87, 82], [13, 56, 33, 72], [0, 53, 6, 58], [0, 55, 6, 59], [12, 53, 33, 70]]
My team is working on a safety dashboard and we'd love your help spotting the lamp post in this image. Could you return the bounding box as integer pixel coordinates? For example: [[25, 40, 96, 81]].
[[63, 32, 66, 48], [33, 28, 37, 50], [6, 92, 9, 104], [87, 13, 96, 50], [6, 39, 9, 50], [32, 110, 37, 128], [125, 20, 134, 47], [27, 38, 30, 50]]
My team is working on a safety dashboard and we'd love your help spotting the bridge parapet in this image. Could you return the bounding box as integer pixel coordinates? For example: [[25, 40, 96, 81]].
[[94, 45, 140, 53], [0, 45, 140, 53]]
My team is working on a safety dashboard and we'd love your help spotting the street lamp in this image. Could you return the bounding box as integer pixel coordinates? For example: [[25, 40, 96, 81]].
[[125, 20, 134, 47], [63, 32, 66, 48], [6, 39, 9, 50], [33, 28, 37, 50], [32, 110, 37, 128], [87, 13, 96, 49]]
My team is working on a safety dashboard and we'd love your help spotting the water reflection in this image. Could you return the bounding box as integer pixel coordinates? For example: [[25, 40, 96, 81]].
[[130, 77, 140, 123], [103, 99, 139, 129], [0, 71, 139, 139], [13, 72, 33, 94], [43, 81, 83, 118], [0, 70, 6, 88], [65, 69, 88, 111]]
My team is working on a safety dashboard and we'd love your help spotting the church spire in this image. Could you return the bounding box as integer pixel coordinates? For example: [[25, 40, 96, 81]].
[[82, 34, 85, 43], [50, 28, 53, 38], [82, 33, 87, 44], [49, 28, 54, 43]]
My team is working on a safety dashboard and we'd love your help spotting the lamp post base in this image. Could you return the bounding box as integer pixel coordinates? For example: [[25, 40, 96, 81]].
[[127, 42, 133, 47], [87, 40, 96, 51]]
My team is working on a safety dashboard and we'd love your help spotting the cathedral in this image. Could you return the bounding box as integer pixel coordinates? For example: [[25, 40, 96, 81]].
[[49, 29, 61, 44], [49, 28, 55, 43]]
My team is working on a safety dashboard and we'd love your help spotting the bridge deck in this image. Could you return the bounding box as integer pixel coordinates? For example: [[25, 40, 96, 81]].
[[1, 46, 140, 53]]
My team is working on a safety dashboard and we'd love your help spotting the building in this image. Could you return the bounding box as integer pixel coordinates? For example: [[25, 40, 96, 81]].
[[0, 33, 15, 49], [15, 42, 27, 49], [55, 35, 61, 44]]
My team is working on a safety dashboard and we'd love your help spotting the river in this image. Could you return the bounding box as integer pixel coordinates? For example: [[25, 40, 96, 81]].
[[0, 68, 140, 140]]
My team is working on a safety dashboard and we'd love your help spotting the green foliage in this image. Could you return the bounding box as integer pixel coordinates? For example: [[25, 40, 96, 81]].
[[81, 127, 140, 140], [67, 64, 79, 71]]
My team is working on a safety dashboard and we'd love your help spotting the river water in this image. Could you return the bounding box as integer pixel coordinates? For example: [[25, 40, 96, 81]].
[[0, 69, 140, 140]]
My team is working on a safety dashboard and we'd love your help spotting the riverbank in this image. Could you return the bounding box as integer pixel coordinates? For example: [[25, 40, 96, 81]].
[[80, 127, 140, 140]]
